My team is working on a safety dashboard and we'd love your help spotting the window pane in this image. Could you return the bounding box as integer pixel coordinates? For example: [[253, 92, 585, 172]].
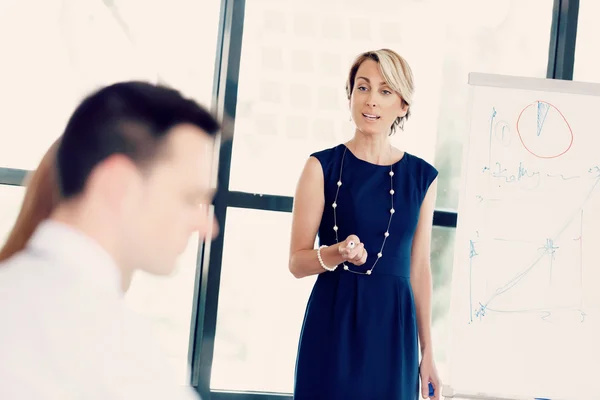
[[573, 1, 600, 83], [1, 0, 223, 384], [229, 0, 449, 197], [116, 0, 222, 385], [0, 0, 220, 170], [433, 0, 553, 210], [0, 189, 203, 387], [0, 185, 26, 248], [125, 233, 201, 385], [211, 208, 456, 393], [430, 226, 456, 385], [211, 207, 316, 393]]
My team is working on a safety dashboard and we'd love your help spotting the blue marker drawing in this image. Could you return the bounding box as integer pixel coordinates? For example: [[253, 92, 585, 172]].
[[475, 302, 487, 320], [492, 161, 541, 189], [465, 100, 600, 325], [538, 238, 558, 283], [547, 173, 580, 180], [488, 107, 497, 172], [469, 239, 478, 322], [494, 119, 512, 146], [536, 101, 550, 136], [470, 170, 600, 322]]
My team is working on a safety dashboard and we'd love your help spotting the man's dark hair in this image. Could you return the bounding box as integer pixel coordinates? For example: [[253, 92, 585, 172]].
[[56, 81, 220, 199]]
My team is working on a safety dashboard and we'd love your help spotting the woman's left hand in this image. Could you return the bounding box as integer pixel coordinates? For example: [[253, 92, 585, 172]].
[[419, 351, 441, 399]]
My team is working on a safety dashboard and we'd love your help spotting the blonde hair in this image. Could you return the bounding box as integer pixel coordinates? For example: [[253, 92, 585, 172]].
[[345, 49, 415, 135]]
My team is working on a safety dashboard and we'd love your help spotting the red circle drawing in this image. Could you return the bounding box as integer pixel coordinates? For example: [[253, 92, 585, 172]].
[[516, 100, 573, 159]]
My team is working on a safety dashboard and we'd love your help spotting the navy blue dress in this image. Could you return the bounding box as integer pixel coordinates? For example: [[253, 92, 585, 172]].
[[294, 144, 438, 400]]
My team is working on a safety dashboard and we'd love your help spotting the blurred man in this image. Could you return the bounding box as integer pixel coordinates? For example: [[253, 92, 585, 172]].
[[0, 81, 220, 399]]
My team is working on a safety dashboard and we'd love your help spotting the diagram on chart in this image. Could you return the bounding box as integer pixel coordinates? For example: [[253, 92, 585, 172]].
[[465, 101, 600, 324], [516, 101, 574, 159]]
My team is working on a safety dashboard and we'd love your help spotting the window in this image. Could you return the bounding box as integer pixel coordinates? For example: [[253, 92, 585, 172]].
[[211, 207, 316, 393], [210, 0, 458, 394], [572, 1, 600, 83], [432, 0, 554, 210], [108, 0, 222, 384], [125, 233, 202, 385], [229, 0, 448, 197], [0, 186, 26, 247], [429, 226, 456, 384], [0, 0, 221, 384], [210, 210, 456, 393], [0, 0, 219, 169]]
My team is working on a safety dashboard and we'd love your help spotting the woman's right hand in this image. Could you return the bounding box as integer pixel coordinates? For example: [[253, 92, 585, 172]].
[[338, 235, 368, 266]]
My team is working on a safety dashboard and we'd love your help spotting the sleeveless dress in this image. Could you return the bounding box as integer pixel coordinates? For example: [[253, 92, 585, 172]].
[[293, 144, 438, 400]]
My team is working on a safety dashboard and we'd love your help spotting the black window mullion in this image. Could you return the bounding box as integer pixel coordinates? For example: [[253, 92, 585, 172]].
[[189, 0, 246, 398], [547, 0, 580, 80], [0, 168, 27, 186], [211, 390, 293, 400]]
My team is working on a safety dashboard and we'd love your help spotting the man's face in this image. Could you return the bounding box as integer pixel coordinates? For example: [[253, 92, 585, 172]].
[[127, 124, 218, 275]]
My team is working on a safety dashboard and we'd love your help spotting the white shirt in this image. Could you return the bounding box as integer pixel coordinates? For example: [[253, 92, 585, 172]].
[[0, 221, 200, 400]]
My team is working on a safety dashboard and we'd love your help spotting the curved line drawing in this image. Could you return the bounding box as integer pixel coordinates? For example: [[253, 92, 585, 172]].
[[472, 177, 599, 322], [494, 120, 512, 146], [516, 100, 574, 159]]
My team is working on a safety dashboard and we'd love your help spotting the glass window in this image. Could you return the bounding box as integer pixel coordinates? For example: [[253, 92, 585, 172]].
[[211, 208, 456, 393], [0, 185, 26, 248], [0, 0, 220, 170], [125, 233, 201, 385], [0, 0, 220, 384], [0, 0, 221, 383], [0, 180, 203, 385], [210, 207, 317, 393], [229, 0, 449, 197], [573, 1, 600, 83], [429, 226, 456, 384], [115, 0, 221, 385], [432, 0, 553, 210]]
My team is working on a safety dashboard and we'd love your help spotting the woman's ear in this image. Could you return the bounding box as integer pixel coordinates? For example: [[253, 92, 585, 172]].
[[398, 101, 409, 118]]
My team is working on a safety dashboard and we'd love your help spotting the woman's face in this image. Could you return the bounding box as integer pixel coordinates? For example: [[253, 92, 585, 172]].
[[350, 59, 407, 136]]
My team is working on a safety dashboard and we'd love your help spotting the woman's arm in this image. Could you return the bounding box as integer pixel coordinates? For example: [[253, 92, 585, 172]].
[[288, 156, 346, 278], [410, 178, 438, 356]]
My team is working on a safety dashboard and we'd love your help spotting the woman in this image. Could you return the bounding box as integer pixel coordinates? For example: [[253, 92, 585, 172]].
[[0, 140, 60, 262], [290, 49, 441, 399], [0, 140, 143, 292], [0, 139, 135, 292]]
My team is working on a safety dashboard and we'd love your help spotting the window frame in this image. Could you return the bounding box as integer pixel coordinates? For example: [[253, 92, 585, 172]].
[[190, 1, 581, 398], [0, 0, 580, 398]]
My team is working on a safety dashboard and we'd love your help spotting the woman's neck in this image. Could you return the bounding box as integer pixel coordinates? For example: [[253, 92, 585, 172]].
[[347, 133, 392, 165]]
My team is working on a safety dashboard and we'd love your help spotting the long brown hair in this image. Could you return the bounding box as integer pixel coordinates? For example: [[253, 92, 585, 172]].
[[0, 140, 60, 262]]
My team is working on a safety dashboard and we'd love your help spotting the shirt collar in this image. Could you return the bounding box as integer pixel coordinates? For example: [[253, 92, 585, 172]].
[[27, 220, 124, 296]]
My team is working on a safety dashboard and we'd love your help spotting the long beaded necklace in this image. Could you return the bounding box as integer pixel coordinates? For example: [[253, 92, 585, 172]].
[[332, 145, 396, 275]]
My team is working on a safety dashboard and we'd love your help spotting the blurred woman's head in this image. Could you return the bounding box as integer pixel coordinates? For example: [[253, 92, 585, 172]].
[[0, 140, 60, 262]]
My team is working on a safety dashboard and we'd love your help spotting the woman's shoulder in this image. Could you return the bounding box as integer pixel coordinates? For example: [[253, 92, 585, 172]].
[[402, 152, 439, 193], [310, 143, 344, 161], [309, 143, 347, 170]]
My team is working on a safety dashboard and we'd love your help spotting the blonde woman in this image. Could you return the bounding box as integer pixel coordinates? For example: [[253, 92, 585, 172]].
[[290, 49, 441, 399]]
